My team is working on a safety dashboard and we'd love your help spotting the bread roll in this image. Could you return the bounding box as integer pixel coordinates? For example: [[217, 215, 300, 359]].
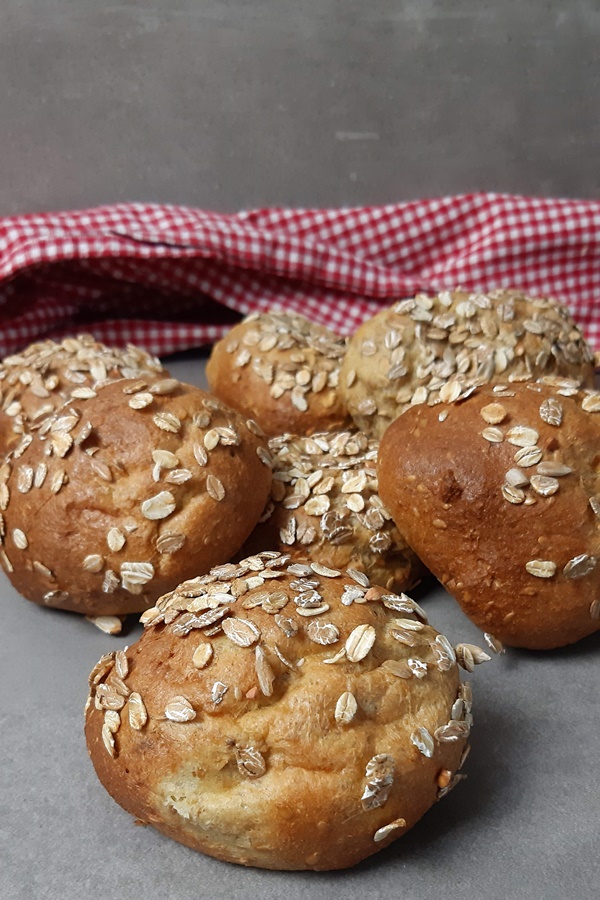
[[339, 290, 594, 438], [378, 378, 600, 648], [85, 552, 472, 870], [206, 311, 350, 436], [243, 430, 425, 592], [0, 378, 272, 616]]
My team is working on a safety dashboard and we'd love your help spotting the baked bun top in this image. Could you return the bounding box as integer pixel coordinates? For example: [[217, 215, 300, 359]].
[[0, 378, 272, 616], [85, 552, 475, 871], [0, 334, 165, 451], [377, 376, 600, 648], [247, 429, 425, 592], [206, 311, 350, 436], [339, 289, 594, 438]]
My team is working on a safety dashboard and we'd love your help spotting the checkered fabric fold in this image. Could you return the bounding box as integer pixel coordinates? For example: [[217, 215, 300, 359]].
[[0, 192, 599, 357]]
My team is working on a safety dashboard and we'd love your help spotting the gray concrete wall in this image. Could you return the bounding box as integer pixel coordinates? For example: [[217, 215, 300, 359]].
[[1, 1, 599, 214]]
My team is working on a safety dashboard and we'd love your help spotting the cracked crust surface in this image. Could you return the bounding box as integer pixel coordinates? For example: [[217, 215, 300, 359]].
[[85, 553, 469, 870]]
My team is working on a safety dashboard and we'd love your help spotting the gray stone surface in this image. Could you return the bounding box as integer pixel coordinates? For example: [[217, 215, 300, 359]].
[[0, 357, 599, 900], [1, 1, 600, 217]]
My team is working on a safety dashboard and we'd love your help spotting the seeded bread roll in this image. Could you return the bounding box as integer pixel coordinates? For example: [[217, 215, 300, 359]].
[[85, 552, 473, 871], [243, 430, 425, 592], [0, 334, 166, 453], [206, 311, 350, 437], [339, 290, 594, 439], [378, 378, 600, 649], [0, 379, 272, 616]]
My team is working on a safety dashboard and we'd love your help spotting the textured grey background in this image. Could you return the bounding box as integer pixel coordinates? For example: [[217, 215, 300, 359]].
[[1, 1, 600, 217], [1, 2, 600, 899]]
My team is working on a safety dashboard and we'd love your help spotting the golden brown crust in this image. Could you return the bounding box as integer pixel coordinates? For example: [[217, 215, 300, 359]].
[[241, 430, 426, 592], [0, 379, 272, 616], [339, 290, 595, 439], [85, 553, 471, 871], [378, 378, 600, 649], [206, 312, 350, 437], [0, 334, 166, 453]]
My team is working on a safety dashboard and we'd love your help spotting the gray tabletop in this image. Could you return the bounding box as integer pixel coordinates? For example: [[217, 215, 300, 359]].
[[1, 2, 600, 897], [0, 357, 599, 900]]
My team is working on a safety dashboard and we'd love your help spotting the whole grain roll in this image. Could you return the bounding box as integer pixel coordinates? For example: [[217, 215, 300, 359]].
[[0, 378, 272, 616], [377, 377, 600, 649], [339, 290, 594, 439], [85, 552, 473, 871], [0, 334, 166, 453], [206, 311, 350, 436], [243, 429, 425, 592]]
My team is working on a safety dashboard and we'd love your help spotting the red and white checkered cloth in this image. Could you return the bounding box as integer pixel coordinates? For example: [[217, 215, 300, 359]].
[[1, 192, 599, 358]]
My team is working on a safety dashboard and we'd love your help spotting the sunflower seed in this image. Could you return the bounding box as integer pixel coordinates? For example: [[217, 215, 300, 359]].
[[128, 693, 148, 730], [90, 458, 112, 482], [334, 691, 358, 725]]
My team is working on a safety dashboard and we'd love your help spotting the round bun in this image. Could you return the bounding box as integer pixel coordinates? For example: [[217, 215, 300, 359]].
[[0, 334, 166, 453], [85, 552, 471, 871], [339, 290, 594, 438], [377, 378, 600, 649], [242, 430, 425, 592], [206, 311, 350, 437], [0, 379, 272, 616]]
